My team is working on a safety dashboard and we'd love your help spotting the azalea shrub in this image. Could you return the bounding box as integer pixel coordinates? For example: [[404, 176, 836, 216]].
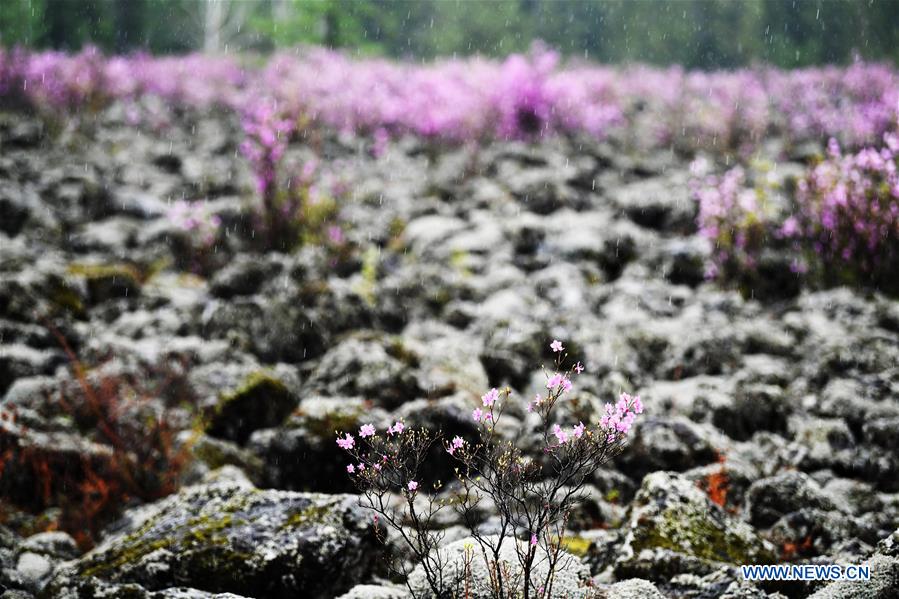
[[239, 97, 349, 253], [788, 135, 899, 291], [3, 47, 898, 152], [165, 199, 223, 274], [337, 340, 644, 598], [691, 132, 899, 296]]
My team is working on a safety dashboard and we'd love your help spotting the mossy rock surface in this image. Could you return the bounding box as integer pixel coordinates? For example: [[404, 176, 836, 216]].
[[615, 471, 776, 581], [46, 482, 383, 599], [67, 262, 142, 303], [202, 366, 299, 444], [245, 396, 373, 493]]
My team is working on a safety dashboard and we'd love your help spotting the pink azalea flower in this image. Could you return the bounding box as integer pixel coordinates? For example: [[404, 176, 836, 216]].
[[552, 424, 569, 444], [574, 362, 585, 374], [452, 436, 464, 449], [359, 424, 376, 438], [472, 408, 483, 422], [407, 481, 419, 492], [336, 434, 355, 450], [550, 339, 564, 353], [530, 533, 538, 546], [346, 464, 355, 473], [387, 421, 406, 435], [546, 373, 564, 389], [482, 388, 500, 407], [357, 463, 365, 471], [573, 421, 585, 439]]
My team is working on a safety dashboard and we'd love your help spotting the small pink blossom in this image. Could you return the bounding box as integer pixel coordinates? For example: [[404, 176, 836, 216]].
[[387, 421, 405, 435], [573, 422, 585, 439], [336, 434, 355, 450], [346, 464, 355, 474], [530, 533, 538, 546], [574, 362, 585, 374], [482, 388, 500, 407], [550, 339, 564, 353], [407, 481, 418, 492], [327, 225, 345, 244], [359, 424, 376, 438], [552, 424, 569, 444], [452, 436, 464, 449], [546, 373, 564, 389], [472, 408, 484, 422], [357, 463, 365, 471]]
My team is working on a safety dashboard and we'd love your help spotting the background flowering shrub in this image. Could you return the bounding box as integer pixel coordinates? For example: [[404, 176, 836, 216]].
[[2, 47, 897, 151], [692, 133, 899, 296], [790, 135, 899, 291]]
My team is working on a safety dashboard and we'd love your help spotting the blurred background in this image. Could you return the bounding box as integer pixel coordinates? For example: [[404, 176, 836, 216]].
[[2, 0, 899, 67]]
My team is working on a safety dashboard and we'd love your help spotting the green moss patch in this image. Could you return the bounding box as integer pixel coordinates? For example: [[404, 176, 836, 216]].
[[205, 370, 297, 444]]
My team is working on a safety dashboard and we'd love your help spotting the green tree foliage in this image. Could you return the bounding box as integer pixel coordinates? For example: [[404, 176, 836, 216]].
[[1, 0, 897, 67]]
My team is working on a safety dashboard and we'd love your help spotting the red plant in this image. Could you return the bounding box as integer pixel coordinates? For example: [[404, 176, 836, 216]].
[[0, 330, 196, 547], [782, 536, 814, 560], [701, 453, 729, 508]]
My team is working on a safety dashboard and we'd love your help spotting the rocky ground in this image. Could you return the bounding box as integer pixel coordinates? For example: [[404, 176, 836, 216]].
[[0, 107, 898, 599]]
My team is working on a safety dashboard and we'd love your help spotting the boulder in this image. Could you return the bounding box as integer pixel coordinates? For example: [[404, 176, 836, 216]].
[[47, 482, 385, 599], [615, 472, 775, 581], [407, 535, 591, 598]]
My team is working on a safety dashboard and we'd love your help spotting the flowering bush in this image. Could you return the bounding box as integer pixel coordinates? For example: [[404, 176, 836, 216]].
[[239, 98, 296, 249], [692, 132, 899, 295], [238, 99, 347, 253], [337, 341, 644, 598], [3, 48, 896, 151], [690, 160, 785, 286], [165, 200, 223, 274], [789, 135, 899, 290]]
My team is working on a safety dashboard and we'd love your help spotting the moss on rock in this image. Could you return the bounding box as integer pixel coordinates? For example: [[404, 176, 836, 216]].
[[616, 472, 775, 581], [67, 262, 142, 303], [205, 370, 297, 444], [51, 483, 382, 599]]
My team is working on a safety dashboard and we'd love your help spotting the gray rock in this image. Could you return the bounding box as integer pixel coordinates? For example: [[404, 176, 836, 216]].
[[807, 553, 899, 598], [247, 397, 371, 493], [0, 345, 63, 396], [711, 383, 791, 441], [615, 472, 775, 582], [610, 175, 695, 232], [615, 416, 721, 478], [190, 362, 299, 444], [209, 255, 282, 299], [335, 584, 410, 599], [596, 578, 665, 598], [745, 471, 839, 528], [20, 531, 79, 560], [47, 482, 384, 599], [15, 552, 52, 587], [305, 335, 422, 409], [407, 535, 591, 598]]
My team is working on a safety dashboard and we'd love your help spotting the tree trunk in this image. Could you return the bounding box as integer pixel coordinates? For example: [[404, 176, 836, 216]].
[[115, 0, 146, 53]]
